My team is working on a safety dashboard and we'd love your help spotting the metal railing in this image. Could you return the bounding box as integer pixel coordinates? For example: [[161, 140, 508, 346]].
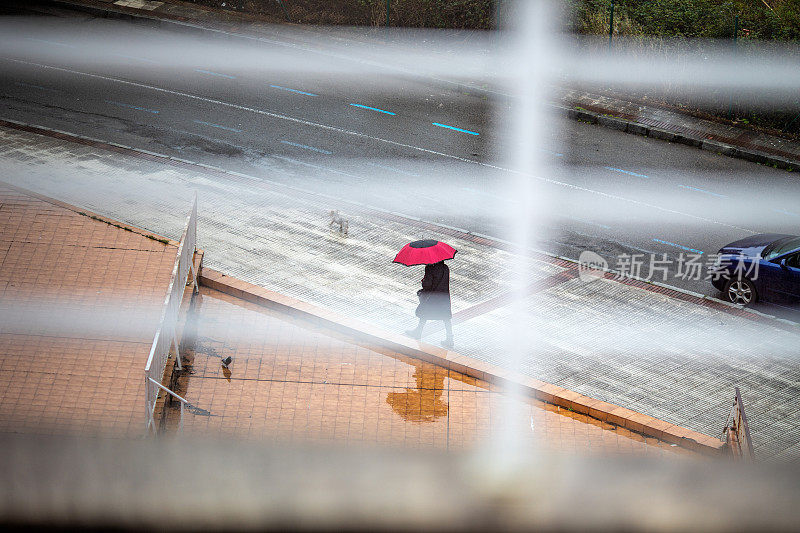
[[144, 194, 198, 434], [724, 387, 755, 460]]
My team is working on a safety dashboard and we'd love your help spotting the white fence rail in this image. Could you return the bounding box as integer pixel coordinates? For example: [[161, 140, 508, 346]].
[[724, 387, 754, 460], [144, 194, 198, 434]]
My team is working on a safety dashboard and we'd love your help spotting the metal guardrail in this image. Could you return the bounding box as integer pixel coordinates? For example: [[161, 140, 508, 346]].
[[144, 194, 198, 434], [724, 387, 755, 460]]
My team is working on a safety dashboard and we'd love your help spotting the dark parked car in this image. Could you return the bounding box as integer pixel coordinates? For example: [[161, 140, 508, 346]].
[[711, 233, 800, 305]]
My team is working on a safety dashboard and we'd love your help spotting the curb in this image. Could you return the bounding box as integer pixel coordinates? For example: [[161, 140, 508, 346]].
[[3, 116, 798, 335], [199, 267, 726, 456], [559, 105, 799, 172]]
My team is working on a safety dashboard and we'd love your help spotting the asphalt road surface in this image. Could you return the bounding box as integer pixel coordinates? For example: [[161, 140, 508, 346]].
[[1, 4, 798, 320]]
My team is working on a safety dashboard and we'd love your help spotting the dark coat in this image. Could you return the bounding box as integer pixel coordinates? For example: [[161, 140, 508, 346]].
[[415, 262, 452, 320]]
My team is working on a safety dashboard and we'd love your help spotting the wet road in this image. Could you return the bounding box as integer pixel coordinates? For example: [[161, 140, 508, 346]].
[[0, 4, 798, 320]]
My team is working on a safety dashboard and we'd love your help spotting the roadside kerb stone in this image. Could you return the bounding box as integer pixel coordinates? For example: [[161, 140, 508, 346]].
[[199, 267, 725, 455], [553, 104, 799, 171]]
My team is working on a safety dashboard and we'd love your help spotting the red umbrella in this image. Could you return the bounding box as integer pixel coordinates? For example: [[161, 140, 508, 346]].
[[393, 239, 457, 266]]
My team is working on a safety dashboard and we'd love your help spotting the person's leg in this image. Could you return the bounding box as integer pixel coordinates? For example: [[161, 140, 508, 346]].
[[441, 319, 454, 348], [405, 318, 427, 339]]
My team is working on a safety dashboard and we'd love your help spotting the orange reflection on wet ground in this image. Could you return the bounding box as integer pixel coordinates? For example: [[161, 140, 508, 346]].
[[170, 288, 690, 456]]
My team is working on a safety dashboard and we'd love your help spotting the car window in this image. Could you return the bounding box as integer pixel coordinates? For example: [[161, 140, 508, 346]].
[[787, 253, 800, 269], [765, 237, 800, 260]]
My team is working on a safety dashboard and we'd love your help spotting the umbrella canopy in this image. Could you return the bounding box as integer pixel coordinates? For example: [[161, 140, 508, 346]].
[[393, 239, 457, 266]]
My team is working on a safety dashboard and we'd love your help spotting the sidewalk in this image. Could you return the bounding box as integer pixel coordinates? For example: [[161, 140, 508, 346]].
[[169, 285, 687, 455], [2, 124, 797, 460], [0, 181, 180, 437], [557, 89, 800, 171], [39, 0, 800, 171]]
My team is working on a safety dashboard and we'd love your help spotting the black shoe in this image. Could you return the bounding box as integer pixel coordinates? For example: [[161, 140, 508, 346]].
[[405, 329, 421, 340]]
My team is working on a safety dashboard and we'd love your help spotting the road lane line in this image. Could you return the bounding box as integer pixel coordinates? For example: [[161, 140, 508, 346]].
[[270, 85, 317, 96], [14, 81, 59, 92], [652, 239, 704, 254], [24, 37, 75, 48], [432, 122, 479, 136], [604, 166, 650, 179], [678, 184, 727, 198], [1, 57, 756, 234], [349, 103, 395, 116], [112, 53, 160, 65], [773, 208, 799, 218], [539, 148, 564, 157], [193, 120, 241, 132], [106, 100, 160, 114], [280, 141, 332, 154], [564, 215, 612, 230], [194, 69, 236, 79]]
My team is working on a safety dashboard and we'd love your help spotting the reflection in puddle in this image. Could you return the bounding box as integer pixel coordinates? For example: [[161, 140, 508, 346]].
[[386, 366, 448, 423]]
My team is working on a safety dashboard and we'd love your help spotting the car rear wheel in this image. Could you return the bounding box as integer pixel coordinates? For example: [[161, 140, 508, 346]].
[[724, 278, 758, 305]]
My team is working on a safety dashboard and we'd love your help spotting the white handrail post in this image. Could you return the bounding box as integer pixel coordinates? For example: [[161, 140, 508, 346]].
[[172, 333, 182, 371]]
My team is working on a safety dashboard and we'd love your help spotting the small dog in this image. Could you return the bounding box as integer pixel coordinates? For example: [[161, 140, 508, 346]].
[[328, 210, 349, 235]]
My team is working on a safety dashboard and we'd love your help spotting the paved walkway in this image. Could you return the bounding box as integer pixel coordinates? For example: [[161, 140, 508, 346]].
[[559, 89, 800, 170], [2, 126, 798, 461], [0, 182, 177, 437], [168, 286, 686, 455]]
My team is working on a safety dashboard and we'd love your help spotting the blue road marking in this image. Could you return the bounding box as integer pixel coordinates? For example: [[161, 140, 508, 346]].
[[366, 162, 419, 177], [194, 69, 236, 79], [15, 81, 57, 92], [604, 166, 650, 179], [193, 120, 241, 132], [270, 85, 317, 96], [773, 208, 800, 218], [112, 53, 160, 65], [653, 239, 704, 254], [678, 184, 727, 198], [349, 103, 396, 116], [432, 122, 479, 136], [25, 37, 74, 48], [106, 100, 159, 114], [280, 141, 332, 155], [539, 148, 564, 157], [566, 215, 612, 230]]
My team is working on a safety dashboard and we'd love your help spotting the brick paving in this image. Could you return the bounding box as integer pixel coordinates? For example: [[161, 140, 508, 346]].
[[2, 127, 798, 460], [168, 287, 687, 455], [0, 183, 177, 437]]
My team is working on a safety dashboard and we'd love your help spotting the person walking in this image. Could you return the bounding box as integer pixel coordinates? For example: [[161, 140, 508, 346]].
[[394, 239, 457, 349], [406, 260, 454, 348]]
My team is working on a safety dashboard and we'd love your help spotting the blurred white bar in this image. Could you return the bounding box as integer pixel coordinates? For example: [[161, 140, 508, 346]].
[[1, 434, 799, 531]]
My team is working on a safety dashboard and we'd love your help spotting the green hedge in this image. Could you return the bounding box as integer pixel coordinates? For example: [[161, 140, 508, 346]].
[[570, 0, 800, 40]]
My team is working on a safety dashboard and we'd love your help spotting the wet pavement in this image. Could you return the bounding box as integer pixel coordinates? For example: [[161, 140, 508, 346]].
[[1, 125, 798, 460], [0, 182, 177, 437], [168, 287, 688, 455]]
